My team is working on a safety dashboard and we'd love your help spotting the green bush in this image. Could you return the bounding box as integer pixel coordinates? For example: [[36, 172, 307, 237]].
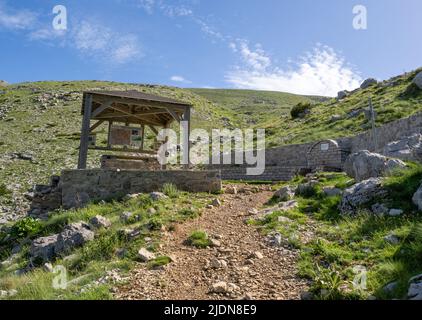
[[11, 217, 42, 238], [291, 102, 312, 119]]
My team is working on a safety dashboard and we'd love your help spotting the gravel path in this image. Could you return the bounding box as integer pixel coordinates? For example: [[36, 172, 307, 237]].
[[116, 185, 309, 300]]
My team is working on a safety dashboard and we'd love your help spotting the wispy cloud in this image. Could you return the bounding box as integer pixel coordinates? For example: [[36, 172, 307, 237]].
[[0, 1, 142, 65], [0, 3, 37, 30], [72, 20, 142, 64], [137, 0, 193, 17], [170, 75, 192, 83], [226, 41, 362, 96]]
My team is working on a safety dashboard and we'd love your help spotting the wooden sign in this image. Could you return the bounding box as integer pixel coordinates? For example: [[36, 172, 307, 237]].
[[109, 125, 142, 147]]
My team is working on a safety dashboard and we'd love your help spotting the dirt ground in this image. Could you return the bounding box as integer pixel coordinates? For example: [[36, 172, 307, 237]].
[[116, 184, 309, 300]]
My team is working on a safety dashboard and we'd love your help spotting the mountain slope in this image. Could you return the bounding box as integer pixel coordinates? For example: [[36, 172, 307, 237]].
[[192, 68, 422, 147]]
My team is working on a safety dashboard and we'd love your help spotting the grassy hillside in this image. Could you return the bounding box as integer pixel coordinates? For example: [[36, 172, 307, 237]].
[[189, 88, 320, 127], [1, 67, 421, 221], [0, 81, 237, 221]]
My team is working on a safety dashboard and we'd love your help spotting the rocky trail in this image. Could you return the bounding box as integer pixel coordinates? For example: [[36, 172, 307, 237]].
[[116, 185, 310, 300]]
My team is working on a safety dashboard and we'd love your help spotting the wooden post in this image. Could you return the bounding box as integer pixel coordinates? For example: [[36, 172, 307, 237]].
[[107, 121, 113, 148], [183, 106, 191, 170], [77, 94, 93, 169], [140, 124, 145, 151]]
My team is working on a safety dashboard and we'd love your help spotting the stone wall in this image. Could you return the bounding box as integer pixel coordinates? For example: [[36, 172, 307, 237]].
[[205, 111, 422, 180], [307, 139, 349, 171], [101, 155, 161, 171], [60, 169, 221, 209], [346, 112, 422, 154]]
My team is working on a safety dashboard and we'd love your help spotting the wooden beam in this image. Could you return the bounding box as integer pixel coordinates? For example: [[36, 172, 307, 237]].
[[166, 108, 181, 122], [95, 110, 170, 119], [148, 125, 159, 135], [91, 96, 188, 112], [88, 145, 157, 155], [109, 105, 164, 126], [89, 120, 104, 132], [91, 101, 112, 118], [78, 94, 93, 169]]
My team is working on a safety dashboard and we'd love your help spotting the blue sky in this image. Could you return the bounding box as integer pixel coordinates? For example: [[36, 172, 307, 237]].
[[0, 0, 421, 96]]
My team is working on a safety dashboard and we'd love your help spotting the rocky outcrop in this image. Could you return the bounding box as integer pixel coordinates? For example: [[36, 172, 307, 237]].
[[273, 186, 295, 201], [413, 71, 422, 90], [340, 178, 387, 214], [29, 235, 59, 262], [383, 134, 422, 162], [89, 215, 111, 229], [412, 183, 422, 211], [344, 150, 406, 182], [29, 176, 62, 218], [337, 91, 348, 100], [360, 78, 378, 89], [408, 274, 422, 300], [30, 222, 94, 262], [54, 222, 95, 255]]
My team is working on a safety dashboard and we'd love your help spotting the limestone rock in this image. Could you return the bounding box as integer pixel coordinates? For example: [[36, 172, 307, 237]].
[[252, 251, 264, 259], [29, 235, 58, 262], [344, 150, 406, 182], [137, 248, 155, 262], [211, 281, 228, 293], [296, 181, 318, 196], [340, 178, 387, 214], [225, 186, 237, 194], [323, 186, 342, 197], [211, 198, 222, 207], [150, 192, 168, 201], [337, 91, 348, 100], [89, 215, 111, 229], [360, 78, 378, 89], [55, 222, 94, 255], [371, 203, 389, 216], [330, 114, 342, 122], [274, 186, 295, 201], [383, 134, 422, 162], [413, 71, 422, 90], [384, 234, 400, 245], [120, 211, 133, 223], [408, 274, 422, 300], [412, 183, 422, 211], [388, 209, 403, 217]]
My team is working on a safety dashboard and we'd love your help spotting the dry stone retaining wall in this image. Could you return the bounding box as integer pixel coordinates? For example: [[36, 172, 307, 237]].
[[60, 169, 222, 209]]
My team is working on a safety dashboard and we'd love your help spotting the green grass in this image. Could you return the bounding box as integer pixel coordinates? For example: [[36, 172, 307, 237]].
[[0, 188, 214, 300], [147, 256, 172, 269], [186, 230, 212, 248], [256, 166, 422, 299]]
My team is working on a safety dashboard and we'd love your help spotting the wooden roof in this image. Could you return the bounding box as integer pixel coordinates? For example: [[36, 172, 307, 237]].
[[82, 90, 191, 126]]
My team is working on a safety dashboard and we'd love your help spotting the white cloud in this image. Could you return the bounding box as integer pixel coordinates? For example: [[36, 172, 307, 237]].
[[0, 4, 37, 30], [138, 0, 155, 14], [72, 20, 142, 64], [226, 42, 362, 96], [170, 75, 191, 83]]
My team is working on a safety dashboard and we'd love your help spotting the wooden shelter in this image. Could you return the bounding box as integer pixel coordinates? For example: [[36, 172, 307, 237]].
[[77, 90, 192, 169]]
